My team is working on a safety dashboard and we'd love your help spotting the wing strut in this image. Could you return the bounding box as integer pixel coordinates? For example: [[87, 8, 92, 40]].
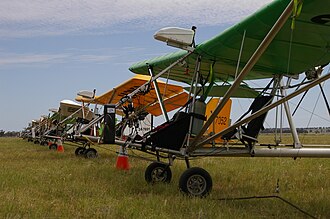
[[188, 0, 295, 153], [116, 51, 194, 108], [280, 78, 301, 148], [147, 64, 169, 122], [319, 84, 330, 116]]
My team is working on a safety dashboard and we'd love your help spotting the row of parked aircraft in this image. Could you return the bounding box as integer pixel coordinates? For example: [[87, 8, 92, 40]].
[[22, 0, 330, 197]]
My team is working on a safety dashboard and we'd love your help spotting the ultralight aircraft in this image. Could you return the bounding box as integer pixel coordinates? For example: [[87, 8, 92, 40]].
[[103, 0, 330, 197]]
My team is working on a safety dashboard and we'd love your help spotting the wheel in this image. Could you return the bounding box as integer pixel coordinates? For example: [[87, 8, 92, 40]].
[[34, 140, 39, 144], [40, 141, 48, 146], [75, 147, 86, 156], [179, 167, 212, 197], [84, 148, 98, 159], [145, 162, 172, 184], [49, 144, 57, 150]]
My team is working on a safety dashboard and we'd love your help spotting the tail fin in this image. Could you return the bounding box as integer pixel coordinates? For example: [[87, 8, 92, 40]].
[[205, 98, 232, 143]]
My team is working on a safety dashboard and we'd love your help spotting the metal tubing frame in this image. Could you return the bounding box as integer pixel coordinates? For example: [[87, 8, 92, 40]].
[[319, 83, 330, 116], [186, 56, 202, 147], [116, 71, 330, 160], [188, 0, 294, 152], [253, 148, 330, 158], [190, 147, 330, 158], [45, 90, 98, 138], [115, 139, 184, 157], [82, 102, 86, 119], [71, 51, 193, 143], [69, 52, 193, 140], [190, 56, 202, 113], [117, 136, 330, 159], [147, 65, 169, 122], [42, 106, 84, 137], [116, 51, 194, 108], [77, 114, 104, 134], [114, 51, 193, 153], [187, 56, 202, 102], [280, 78, 301, 148], [193, 72, 330, 149]]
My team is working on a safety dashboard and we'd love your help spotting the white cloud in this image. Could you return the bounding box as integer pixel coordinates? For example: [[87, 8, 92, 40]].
[[0, 0, 272, 38], [0, 46, 145, 66], [0, 53, 114, 66], [74, 54, 114, 63], [0, 53, 70, 65]]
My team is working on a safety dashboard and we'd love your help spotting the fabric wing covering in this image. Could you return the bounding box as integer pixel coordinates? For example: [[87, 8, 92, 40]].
[[75, 75, 188, 116], [129, 0, 330, 84], [59, 99, 94, 121]]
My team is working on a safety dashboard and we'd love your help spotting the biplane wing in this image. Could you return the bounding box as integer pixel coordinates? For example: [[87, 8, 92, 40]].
[[75, 75, 188, 116], [129, 0, 330, 83], [59, 99, 94, 121]]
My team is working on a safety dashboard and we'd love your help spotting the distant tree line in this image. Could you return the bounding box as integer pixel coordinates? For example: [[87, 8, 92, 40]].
[[261, 127, 330, 134], [0, 130, 20, 137]]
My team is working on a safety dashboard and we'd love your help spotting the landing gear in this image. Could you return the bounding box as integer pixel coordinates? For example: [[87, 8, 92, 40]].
[[75, 147, 85, 156], [84, 148, 98, 159], [179, 167, 212, 197], [145, 162, 172, 184], [40, 141, 48, 146], [75, 142, 98, 159]]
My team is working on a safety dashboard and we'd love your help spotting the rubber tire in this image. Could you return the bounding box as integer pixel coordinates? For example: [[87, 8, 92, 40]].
[[84, 148, 98, 159], [145, 162, 172, 184], [49, 144, 57, 150], [75, 147, 86, 156], [179, 167, 212, 197]]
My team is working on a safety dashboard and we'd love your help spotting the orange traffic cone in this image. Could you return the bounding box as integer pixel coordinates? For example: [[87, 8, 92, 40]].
[[57, 139, 64, 152], [116, 146, 129, 170]]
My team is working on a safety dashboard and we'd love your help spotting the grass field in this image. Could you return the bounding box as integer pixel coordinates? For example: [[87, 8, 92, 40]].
[[0, 135, 329, 218]]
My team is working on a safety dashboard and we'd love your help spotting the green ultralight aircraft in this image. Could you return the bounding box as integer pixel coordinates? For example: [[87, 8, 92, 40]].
[[113, 0, 330, 197]]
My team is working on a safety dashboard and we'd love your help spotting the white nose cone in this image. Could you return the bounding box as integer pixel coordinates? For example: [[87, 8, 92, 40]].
[[77, 90, 94, 99], [154, 27, 194, 47]]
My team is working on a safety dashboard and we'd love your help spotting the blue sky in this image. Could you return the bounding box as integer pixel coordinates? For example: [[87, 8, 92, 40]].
[[0, 0, 329, 131]]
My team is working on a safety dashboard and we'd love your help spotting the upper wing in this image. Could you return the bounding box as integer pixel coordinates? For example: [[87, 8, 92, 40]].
[[147, 92, 189, 116], [59, 100, 94, 121], [75, 75, 189, 116], [129, 0, 330, 84]]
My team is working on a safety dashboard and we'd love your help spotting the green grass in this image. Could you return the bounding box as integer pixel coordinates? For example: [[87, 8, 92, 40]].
[[0, 136, 329, 218]]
